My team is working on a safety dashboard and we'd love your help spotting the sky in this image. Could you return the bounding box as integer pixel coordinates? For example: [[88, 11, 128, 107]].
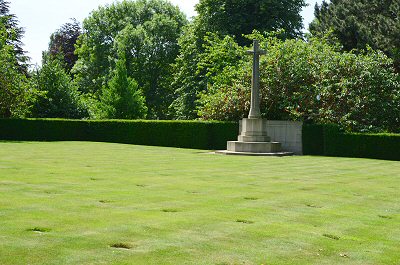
[[9, 0, 324, 66]]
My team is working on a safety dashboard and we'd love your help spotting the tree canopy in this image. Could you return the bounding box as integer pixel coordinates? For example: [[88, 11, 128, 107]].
[[170, 0, 306, 119], [197, 33, 400, 132], [0, 0, 28, 73], [48, 19, 81, 73], [31, 54, 85, 119], [0, 3, 35, 118], [1, 0, 399, 134], [196, 0, 306, 45], [73, 0, 187, 119], [310, 0, 400, 71]]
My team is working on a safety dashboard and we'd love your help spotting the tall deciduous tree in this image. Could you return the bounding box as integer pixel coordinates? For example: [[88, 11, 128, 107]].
[[310, 0, 400, 71], [48, 19, 81, 73], [196, 0, 306, 45], [73, 0, 187, 119], [171, 0, 306, 119]]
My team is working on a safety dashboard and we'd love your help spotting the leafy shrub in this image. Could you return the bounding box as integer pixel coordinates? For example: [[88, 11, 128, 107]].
[[198, 33, 400, 133]]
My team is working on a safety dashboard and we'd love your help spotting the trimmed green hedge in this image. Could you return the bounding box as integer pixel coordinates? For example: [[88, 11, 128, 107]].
[[0, 119, 238, 150], [3, 119, 398, 160], [303, 124, 400, 161], [302, 124, 325, 155]]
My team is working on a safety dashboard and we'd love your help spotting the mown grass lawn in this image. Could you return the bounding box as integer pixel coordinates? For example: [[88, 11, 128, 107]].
[[0, 141, 399, 265]]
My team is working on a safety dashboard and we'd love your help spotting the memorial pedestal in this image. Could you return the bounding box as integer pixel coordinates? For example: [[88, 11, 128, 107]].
[[215, 40, 293, 156], [216, 118, 293, 156]]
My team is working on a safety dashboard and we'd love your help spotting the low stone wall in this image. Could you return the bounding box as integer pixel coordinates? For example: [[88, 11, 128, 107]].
[[265, 120, 303, 155]]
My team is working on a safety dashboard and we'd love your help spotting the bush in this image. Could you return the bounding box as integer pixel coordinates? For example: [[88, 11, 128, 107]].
[[198, 33, 400, 133], [0, 119, 238, 150]]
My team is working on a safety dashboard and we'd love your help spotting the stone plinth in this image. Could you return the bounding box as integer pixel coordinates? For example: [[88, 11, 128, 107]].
[[217, 118, 293, 156], [237, 118, 271, 142], [227, 141, 282, 153]]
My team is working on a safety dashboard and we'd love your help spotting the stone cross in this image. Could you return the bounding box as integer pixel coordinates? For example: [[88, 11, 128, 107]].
[[246, 39, 266, 119]]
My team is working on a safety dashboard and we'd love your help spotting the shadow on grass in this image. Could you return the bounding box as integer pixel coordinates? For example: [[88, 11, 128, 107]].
[[27, 227, 51, 233], [110, 243, 133, 249]]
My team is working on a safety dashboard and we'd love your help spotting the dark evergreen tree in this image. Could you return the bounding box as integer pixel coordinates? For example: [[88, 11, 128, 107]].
[[31, 55, 86, 118], [0, 0, 28, 73], [0, 2, 35, 117], [310, 0, 400, 71], [97, 54, 147, 119]]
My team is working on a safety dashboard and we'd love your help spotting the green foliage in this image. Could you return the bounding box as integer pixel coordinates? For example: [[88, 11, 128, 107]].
[[0, 23, 35, 118], [171, 32, 246, 119], [195, 0, 306, 45], [48, 18, 81, 73], [303, 123, 400, 161], [73, 0, 187, 119], [0, 2, 35, 117], [0, 0, 28, 73], [95, 55, 147, 119], [171, 0, 306, 119], [31, 56, 86, 118], [170, 20, 206, 119], [310, 0, 400, 71], [198, 34, 400, 133], [0, 118, 238, 150]]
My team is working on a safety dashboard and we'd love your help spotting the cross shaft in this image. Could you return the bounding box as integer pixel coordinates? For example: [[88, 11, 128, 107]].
[[246, 40, 266, 119]]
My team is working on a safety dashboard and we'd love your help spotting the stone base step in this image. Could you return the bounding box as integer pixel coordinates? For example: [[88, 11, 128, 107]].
[[238, 135, 271, 142], [227, 141, 282, 153], [215, 150, 294, 156]]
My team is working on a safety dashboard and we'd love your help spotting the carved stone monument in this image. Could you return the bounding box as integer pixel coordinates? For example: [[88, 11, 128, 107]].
[[218, 40, 293, 156]]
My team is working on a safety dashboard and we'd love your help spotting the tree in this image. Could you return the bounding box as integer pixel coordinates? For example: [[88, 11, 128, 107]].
[[73, 0, 187, 119], [169, 20, 207, 119], [310, 0, 400, 71], [197, 34, 400, 133], [31, 55, 86, 118], [96, 54, 147, 119], [0, 14, 35, 117], [172, 33, 245, 119], [0, 0, 28, 73], [171, 0, 306, 119], [48, 19, 81, 73], [195, 0, 306, 45]]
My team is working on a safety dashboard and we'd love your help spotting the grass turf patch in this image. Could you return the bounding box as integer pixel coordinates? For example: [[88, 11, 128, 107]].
[[0, 141, 399, 264]]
